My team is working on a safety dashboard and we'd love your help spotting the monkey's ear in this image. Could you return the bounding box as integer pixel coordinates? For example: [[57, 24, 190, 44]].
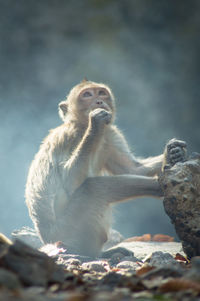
[[58, 101, 68, 121], [81, 77, 89, 83]]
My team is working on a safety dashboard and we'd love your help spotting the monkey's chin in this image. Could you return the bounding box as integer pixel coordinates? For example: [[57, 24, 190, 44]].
[[86, 107, 109, 116]]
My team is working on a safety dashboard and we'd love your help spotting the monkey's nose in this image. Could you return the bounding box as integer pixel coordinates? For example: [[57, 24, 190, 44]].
[[96, 100, 103, 105]]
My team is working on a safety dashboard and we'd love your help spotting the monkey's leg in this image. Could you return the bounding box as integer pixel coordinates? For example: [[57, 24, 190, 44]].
[[135, 154, 163, 176], [55, 175, 162, 257], [72, 175, 162, 204], [37, 176, 161, 247]]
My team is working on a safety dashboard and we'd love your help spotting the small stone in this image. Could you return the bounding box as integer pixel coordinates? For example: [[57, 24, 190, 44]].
[[65, 258, 81, 266], [102, 246, 134, 259], [121, 255, 138, 262], [100, 271, 123, 286], [143, 251, 176, 266], [82, 261, 109, 272], [60, 254, 94, 263], [63, 258, 82, 272], [116, 261, 138, 270]]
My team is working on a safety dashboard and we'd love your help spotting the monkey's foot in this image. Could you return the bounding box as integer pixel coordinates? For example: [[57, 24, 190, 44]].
[[165, 138, 187, 169]]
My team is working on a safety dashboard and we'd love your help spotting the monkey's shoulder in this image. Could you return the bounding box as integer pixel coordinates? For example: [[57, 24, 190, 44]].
[[39, 123, 84, 158], [28, 125, 72, 178], [42, 123, 74, 145]]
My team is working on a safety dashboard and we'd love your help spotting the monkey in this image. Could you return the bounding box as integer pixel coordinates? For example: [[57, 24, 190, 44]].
[[25, 80, 187, 258]]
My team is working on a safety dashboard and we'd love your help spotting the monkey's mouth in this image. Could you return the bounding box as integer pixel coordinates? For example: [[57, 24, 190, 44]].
[[84, 105, 111, 118], [92, 104, 110, 111]]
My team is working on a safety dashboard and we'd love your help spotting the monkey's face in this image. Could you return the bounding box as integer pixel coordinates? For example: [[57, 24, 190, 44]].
[[59, 81, 116, 123], [77, 87, 114, 117]]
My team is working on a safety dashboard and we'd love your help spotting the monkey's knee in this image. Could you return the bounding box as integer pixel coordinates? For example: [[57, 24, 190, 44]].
[[72, 177, 104, 200]]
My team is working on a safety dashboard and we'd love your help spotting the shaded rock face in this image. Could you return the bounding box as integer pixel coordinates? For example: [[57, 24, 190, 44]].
[[0, 239, 65, 287], [160, 155, 200, 259]]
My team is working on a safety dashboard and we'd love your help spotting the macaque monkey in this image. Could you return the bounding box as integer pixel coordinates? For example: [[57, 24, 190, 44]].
[[25, 80, 186, 257]]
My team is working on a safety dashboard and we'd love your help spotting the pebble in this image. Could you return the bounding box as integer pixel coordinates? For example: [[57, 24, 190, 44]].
[[82, 261, 110, 272], [59, 253, 94, 263], [143, 251, 177, 266], [116, 261, 139, 270], [64, 258, 81, 266]]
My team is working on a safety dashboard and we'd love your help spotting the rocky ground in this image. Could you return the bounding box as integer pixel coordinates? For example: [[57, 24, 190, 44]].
[[1, 237, 200, 301]]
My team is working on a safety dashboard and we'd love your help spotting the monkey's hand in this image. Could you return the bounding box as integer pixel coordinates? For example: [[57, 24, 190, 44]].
[[164, 138, 187, 169], [89, 108, 112, 128]]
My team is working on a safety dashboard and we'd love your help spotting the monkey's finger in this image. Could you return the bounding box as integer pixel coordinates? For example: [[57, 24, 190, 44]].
[[170, 156, 182, 163], [170, 147, 183, 154], [104, 116, 112, 124], [167, 140, 187, 151]]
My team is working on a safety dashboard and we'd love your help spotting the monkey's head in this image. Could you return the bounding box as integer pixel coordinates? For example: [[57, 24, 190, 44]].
[[59, 80, 116, 124]]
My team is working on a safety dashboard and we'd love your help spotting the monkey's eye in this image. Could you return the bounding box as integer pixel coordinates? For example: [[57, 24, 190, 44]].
[[98, 90, 107, 96], [83, 91, 92, 97]]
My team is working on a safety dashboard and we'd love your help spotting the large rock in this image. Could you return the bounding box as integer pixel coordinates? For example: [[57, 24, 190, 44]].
[[160, 154, 200, 259], [0, 239, 65, 286]]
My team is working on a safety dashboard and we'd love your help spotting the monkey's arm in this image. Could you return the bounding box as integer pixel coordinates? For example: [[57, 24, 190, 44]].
[[64, 131, 99, 195], [64, 109, 111, 195], [133, 139, 187, 175], [105, 126, 163, 176], [134, 155, 163, 176]]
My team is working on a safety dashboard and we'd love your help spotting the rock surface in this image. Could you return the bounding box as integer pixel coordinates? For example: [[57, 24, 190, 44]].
[[1, 237, 199, 300], [160, 155, 200, 259], [12, 226, 42, 249], [114, 241, 184, 261], [0, 239, 65, 287]]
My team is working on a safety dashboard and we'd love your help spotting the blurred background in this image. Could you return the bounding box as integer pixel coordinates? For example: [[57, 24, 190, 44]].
[[0, 0, 199, 240]]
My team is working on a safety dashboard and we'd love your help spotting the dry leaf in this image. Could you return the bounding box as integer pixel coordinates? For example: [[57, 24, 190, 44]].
[[111, 268, 121, 272], [125, 234, 151, 242], [136, 265, 155, 276], [124, 233, 174, 242], [175, 253, 189, 262], [152, 234, 174, 242]]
